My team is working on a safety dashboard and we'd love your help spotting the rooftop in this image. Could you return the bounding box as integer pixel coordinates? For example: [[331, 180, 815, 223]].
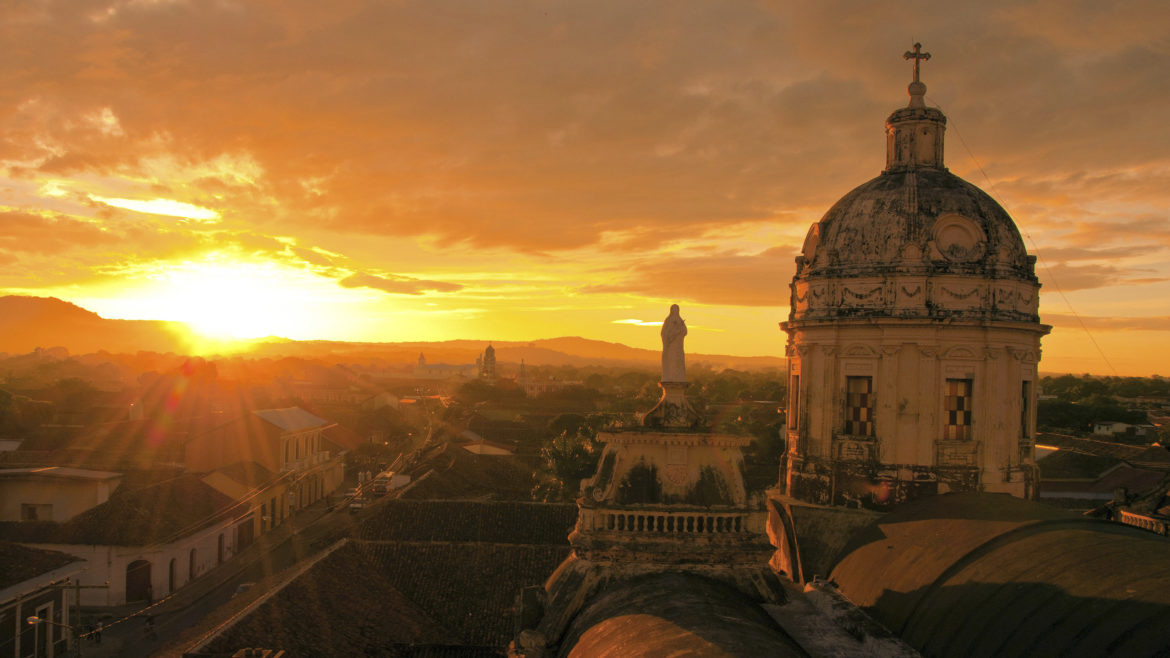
[[0, 541, 83, 589], [0, 471, 238, 546], [0, 465, 122, 480], [205, 500, 576, 654], [359, 500, 577, 545], [252, 407, 331, 433], [830, 492, 1170, 657], [395, 442, 535, 501]]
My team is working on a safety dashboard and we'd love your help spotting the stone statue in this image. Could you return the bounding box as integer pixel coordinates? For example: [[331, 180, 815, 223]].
[[660, 304, 687, 383]]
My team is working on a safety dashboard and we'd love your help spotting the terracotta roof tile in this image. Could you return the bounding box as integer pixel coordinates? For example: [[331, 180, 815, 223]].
[[0, 541, 83, 589]]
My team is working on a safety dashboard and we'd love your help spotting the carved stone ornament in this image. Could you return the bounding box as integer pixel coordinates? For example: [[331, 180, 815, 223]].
[[881, 345, 902, 356], [932, 214, 987, 263], [844, 344, 878, 358], [942, 346, 978, 360], [844, 285, 884, 302], [940, 286, 981, 300]]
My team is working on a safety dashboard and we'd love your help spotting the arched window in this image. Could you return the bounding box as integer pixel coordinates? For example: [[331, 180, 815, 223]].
[[217, 533, 225, 564], [189, 548, 197, 580], [168, 558, 177, 594]]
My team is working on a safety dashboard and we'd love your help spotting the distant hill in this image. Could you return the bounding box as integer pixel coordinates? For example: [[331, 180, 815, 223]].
[[0, 296, 784, 370], [0, 296, 195, 355]]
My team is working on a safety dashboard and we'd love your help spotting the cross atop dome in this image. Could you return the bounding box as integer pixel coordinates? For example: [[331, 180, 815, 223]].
[[904, 42, 930, 83], [903, 42, 931, 109]]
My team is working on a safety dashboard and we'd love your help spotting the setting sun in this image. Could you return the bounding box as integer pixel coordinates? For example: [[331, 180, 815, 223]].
[[81, 258, 370, 342]]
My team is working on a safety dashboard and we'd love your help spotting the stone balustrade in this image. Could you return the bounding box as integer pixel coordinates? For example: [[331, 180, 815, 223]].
[[1119, 510, 1169, 536], [577, 507, 751, 535]]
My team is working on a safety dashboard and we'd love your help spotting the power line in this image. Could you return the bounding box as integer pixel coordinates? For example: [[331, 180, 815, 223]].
[[930, 96, 1121, 377]]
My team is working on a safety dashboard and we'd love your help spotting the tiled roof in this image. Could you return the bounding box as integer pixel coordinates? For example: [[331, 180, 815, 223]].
[[0, 466, 122, 480], [359, 500, 577, 545], [1037, 450, 1122, 480], [364, 541, 571, 648], [213, 461, 277, 489], [204, 542, 449, 656], [0, 472, 238, 546], [204, 500, 576, 655], [0, 541, 83, 589], [396, 443, 534, 501], [322, 424, 367, 451], [1038, 433, 1170, 467], [253, 407, 331, 433]]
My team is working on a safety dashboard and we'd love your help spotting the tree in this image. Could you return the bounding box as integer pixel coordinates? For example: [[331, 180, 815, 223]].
[[532, 428, 603, 502]]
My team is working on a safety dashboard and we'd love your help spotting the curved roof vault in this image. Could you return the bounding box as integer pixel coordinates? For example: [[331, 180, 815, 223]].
[[829, 493, 1170, 658]]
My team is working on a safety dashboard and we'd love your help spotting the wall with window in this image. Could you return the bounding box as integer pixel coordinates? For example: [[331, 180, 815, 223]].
[[783, 322, 1044, 506]]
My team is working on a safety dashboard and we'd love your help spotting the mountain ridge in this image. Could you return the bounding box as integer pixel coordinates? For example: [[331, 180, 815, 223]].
[[0, 296, 784, 370]]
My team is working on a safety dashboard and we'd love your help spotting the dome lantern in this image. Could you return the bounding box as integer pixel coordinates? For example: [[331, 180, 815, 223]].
[[885, 42, 946, 171]]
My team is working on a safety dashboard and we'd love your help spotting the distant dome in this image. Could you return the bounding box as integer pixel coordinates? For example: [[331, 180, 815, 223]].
[[801, 168, 1034, 280]]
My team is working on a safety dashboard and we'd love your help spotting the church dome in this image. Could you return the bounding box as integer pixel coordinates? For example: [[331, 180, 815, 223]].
[[788, 48, 1040, 324], [801, 167, 1035, 281]]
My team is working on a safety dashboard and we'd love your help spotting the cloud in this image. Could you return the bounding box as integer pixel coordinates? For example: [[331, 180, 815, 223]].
[[0, 211, 118, 254], [1034, 245, 1164, 262], [582, 246, 795, 307], [89, 195, 219, 221], [1039, 263, 1169, 292], [0, 0, 1167, 372], [1044, 314, 1170, 332], [337, 272, 463, 295]]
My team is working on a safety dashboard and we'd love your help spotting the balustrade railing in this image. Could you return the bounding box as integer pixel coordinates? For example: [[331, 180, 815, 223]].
[[578, 508, 750, 535], [1119, 510, 1169, 536]]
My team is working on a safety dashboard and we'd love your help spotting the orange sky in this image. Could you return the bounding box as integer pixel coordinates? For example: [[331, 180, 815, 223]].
[[1, 1, 1169, 375]]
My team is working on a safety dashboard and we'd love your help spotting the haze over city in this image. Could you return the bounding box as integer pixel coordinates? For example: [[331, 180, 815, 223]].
[[2, 1, 1168, 374]]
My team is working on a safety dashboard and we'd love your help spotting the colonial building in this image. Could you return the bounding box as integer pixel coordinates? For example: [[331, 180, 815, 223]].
[[0, 543, 85, 658], [781, 44, 1050, 507], [185, 407, 343, 510], [0, 467, 122, 522]]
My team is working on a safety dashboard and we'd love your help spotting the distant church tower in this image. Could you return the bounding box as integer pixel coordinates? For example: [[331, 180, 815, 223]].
[[782, 44, 1049, 507], [479, 343, 497, 381]]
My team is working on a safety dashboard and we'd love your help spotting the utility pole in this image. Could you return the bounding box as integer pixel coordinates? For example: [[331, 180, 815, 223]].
[[46, 579, 109, 658]]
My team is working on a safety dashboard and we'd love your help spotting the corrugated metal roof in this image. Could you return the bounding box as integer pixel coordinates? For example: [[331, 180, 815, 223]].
[[252, 407, 330, 432]]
